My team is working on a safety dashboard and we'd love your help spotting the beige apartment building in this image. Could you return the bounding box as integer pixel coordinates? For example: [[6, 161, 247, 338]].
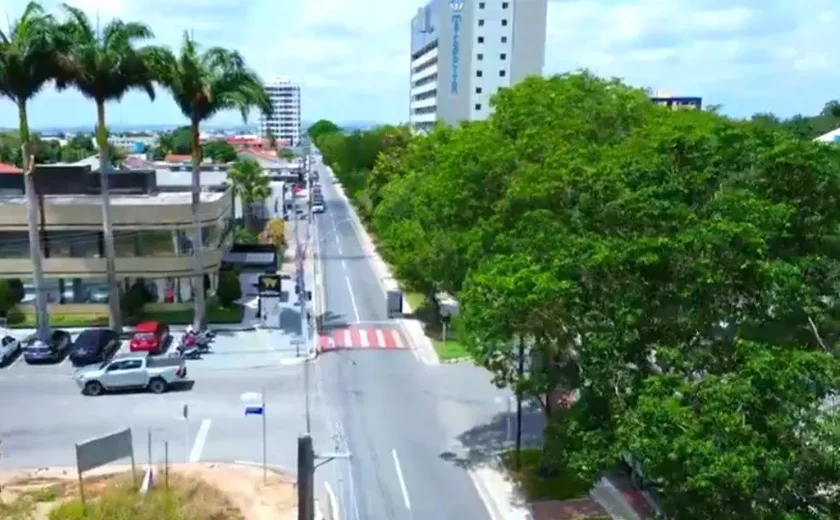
[[0, 164, 233, 305]]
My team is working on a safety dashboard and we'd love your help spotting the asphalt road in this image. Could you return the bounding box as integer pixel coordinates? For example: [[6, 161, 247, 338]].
[[313, 159, 509, 520]]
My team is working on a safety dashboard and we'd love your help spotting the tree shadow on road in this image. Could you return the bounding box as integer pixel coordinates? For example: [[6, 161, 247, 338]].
[[317, 311, 350, 331], [441, 400, 546, 469]]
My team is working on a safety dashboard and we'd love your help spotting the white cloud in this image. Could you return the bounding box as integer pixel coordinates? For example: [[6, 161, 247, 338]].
[[0, 0, 838, 128]]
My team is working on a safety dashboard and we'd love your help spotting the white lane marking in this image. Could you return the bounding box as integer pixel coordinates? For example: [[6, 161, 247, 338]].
[[341, 259, 347, 269], [392, 449, 412, 510], [342, 329, 352, 348], [375, 329, 386, 349], [189, 419, 212, 462], [359, 328, 370, 348], [345, 276, 360, 321], [313, 341, 361, 520], [9, 351, 24, 367]]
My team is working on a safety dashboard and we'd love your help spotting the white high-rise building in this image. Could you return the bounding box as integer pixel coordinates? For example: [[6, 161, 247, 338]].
[[259, 78, 301, 146], [409, 0, 547, 132]]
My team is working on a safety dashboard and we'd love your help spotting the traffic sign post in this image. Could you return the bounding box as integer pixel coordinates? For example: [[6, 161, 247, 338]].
[[182, 404, 189, 463], [241, 391, 267, 483]]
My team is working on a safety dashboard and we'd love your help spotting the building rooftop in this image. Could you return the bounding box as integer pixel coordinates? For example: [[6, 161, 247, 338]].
[[0, 190, 226, 206], [165, 154, 192, 163], [0, 163, 22, 174]]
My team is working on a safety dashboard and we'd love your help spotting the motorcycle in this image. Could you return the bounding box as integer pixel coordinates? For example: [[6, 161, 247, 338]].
[[182, 331, 211, 352], [175, 343, 201, 359], [185, 325, 215, 344]]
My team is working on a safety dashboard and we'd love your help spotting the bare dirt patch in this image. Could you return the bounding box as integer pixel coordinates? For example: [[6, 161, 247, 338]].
[[0, 462, 296, 520]]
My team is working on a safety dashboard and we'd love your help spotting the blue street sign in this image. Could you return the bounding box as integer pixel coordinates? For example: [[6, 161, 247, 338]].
[[245, 406, 264, 416]]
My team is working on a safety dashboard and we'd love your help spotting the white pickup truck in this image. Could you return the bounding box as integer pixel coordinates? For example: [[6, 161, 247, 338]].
[[73, 353, 188, 396]]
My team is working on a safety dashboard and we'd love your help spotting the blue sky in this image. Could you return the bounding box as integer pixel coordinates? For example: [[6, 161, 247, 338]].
[[1, 0, 839, 129]]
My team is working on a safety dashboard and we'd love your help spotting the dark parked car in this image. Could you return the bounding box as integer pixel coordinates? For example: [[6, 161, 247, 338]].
[[68, 329, 121, 366], [23, 330, 71, 364]]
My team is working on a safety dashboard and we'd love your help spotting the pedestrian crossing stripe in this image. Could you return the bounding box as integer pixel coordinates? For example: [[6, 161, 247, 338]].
[[318, 326, 406, 351]]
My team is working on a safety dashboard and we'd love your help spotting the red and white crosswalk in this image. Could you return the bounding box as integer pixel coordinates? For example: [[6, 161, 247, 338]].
[[318, 326, 407, 351]]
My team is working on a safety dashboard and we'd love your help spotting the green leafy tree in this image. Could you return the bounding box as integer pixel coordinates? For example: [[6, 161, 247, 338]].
[[59, 4, 170, 332], [617, 342, 840, 519], [307, 119, 340, 143], [202, 140, 238, 163], [0, 1, 68, 341], [227, 158, 271, 231], [156, 33, 270, 330]]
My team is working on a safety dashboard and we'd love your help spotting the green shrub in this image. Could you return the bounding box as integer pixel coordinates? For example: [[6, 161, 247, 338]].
[[0, 279, 23, 317], [216, 270, 242, 307], [120, 281, 152, 318]]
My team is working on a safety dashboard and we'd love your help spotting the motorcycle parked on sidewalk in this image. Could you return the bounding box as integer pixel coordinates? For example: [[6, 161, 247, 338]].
[[182, 331, 211, 352]]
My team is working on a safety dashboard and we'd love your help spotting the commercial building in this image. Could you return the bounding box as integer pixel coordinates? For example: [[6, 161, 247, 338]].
[[259, 78, 302, 147], [409, 0, 547, 132], [0, 164, 233, 306], [650, 93, 703, 110]]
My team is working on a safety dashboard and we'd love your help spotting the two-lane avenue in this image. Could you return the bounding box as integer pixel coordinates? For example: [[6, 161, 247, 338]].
[[312, 160, 494, 520]]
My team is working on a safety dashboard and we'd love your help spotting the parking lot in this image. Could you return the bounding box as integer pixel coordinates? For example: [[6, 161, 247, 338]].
[[0, 327, 306, 379], [0, 326, 328, 473]]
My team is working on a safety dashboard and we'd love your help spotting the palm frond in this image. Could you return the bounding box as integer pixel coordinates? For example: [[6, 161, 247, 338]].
[[0, 1, 67, 103], [156, 32, 270, 124]]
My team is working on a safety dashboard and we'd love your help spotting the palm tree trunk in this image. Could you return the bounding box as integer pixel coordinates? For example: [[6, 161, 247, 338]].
[[97, 102, 122, 333], [19, 102, 49, 342], [190, 118, 207, 330]]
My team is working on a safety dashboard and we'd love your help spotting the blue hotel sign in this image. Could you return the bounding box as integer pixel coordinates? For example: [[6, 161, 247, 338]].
[[450, 0, 464, 94]]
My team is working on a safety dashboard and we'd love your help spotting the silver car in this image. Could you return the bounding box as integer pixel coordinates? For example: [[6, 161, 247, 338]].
[[0, 335, 21, 366]]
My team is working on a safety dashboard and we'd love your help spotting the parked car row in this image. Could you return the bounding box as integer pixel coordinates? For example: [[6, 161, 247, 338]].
[[19, 283, 110, 305], [0, 320, 174, 369]]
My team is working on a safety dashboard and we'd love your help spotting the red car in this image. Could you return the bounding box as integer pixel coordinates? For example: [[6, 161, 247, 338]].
[[129, 321, 170, 354]]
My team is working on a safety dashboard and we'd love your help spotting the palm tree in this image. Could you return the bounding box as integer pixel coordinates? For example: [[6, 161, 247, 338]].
[[59, 4, 170, 332], [228, 158, 271, 231], [0, 2, 67, 341], [157, 32, 271, 330]]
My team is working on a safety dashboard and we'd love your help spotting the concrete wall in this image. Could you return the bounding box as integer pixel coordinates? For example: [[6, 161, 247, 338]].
[[0, 188, 232, 230]]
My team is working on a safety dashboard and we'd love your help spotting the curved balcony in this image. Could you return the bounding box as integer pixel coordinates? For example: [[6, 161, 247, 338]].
[[0, 189, 232, 230]]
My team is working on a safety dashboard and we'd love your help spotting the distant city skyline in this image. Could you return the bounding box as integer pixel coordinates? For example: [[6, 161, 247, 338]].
[[1, 0, 838, 128], [0, 121, 379, 134]]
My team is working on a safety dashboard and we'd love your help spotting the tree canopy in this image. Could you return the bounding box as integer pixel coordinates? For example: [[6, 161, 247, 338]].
[[318, 70, 840, 519], [306, 119, 340, 141]]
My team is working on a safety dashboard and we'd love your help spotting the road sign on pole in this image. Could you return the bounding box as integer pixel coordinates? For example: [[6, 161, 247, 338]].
[[241, 391, 268, 483]]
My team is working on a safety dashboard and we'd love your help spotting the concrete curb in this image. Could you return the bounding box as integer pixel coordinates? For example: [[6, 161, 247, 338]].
[[441, 356, 472, 364], [278, 350, 318, 366], [325, 166, 440, 366]]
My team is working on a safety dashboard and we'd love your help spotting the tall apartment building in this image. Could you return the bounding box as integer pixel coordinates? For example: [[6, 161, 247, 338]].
[[259, 78, 302, 147], [409, 0, 547, 132]]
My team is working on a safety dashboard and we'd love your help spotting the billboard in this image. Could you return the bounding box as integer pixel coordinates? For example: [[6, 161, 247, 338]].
[[411, 0, 440, 54]]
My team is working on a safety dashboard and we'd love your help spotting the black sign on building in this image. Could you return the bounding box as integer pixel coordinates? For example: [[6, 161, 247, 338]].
[[258, 274, 283, 295]]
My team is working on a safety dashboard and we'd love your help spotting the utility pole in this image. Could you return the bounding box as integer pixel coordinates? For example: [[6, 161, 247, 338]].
[[297, 435, 315, 520], [295, 154, 312, 434], [297, 433, 351, 520]]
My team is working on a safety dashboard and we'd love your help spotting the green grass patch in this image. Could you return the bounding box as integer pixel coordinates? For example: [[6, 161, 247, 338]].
[[432, 339, 471, 361], [403, 292, 472, 361], [501, 448, 592, 502], [7, 304, 245, 328]]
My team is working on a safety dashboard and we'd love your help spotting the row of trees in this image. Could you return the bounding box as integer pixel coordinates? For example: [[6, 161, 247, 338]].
[[0, 1, 272, 338], [312, 72, 840, 518], [0, 130, 124, 165], [750, 100, 840, 141]]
